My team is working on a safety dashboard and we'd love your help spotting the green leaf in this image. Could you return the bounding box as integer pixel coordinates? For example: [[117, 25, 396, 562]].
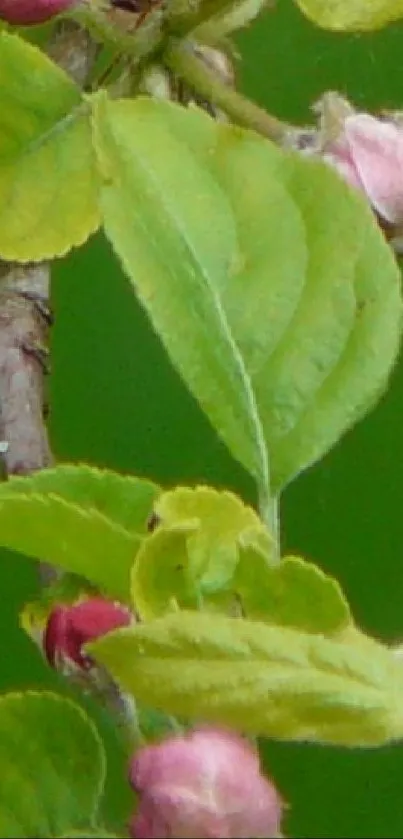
[[90, 611, 403, 746], [155, 486, 273, 592], [0, 691, 105, 838], [131, 485, 273, 619], [145, 100, 403, 491], [0, 493, 139, 601], [0, 31, 99, 261], [293, 0, 403, 31], [91, 92, 269, 498], [0, 463, 160, 535], [235, 549, 351, 634], [131, 525, 202, 619], [262, 155, 403, 489]]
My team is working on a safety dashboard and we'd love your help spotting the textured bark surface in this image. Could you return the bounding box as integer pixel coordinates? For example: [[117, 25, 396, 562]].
[[0, 262, 51, 476]]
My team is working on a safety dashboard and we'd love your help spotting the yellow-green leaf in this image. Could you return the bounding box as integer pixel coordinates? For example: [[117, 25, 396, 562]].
[[235, 550, 351, 633], [0, 463, 160, 535], [294, 0, 403, 31], [0, 32, 99, 261], [90, 611, 403, 746], [131, 485, 273, 618], [0, 493, 138, 601]]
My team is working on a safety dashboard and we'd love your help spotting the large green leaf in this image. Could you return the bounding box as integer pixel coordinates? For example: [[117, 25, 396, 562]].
[[91, 92, 269, 500], [0, 493, 138, 601], [134, 99, 403, 491], [0, 463, 160, 535], [90, 611, 403, 746], [0, 691, 105, 838], [293, 0, 403, 30], [0, 32, 99, 261]]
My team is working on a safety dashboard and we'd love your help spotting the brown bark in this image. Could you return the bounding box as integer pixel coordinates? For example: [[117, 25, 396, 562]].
[[0, 262, 51, 477]]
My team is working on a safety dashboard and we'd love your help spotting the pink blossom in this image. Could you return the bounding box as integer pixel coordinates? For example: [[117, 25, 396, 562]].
[[129, 726, 283, 838], [43, 596, 132, 671], [320, 109, 403, 226], [0, 0, 77, 24]]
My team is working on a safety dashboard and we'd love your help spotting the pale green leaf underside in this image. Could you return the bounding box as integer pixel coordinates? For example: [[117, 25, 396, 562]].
[[0, 32, 99, 261], [91, 92, 269, 497], [0, 463, 160, 535], [294, 0, 403, 30], [0, 493, 138, 601], [90, 611, 403, 746], [0, 691, 105, 838], [143, 100, 403, 491]]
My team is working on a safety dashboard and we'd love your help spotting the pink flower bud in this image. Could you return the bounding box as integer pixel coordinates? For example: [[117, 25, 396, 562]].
[[0, 0, 78, 25], [312, 94, 403, 227], [128, 726, 284, 838], [324, 114, 403, 225], [44, 596, 132, 671]]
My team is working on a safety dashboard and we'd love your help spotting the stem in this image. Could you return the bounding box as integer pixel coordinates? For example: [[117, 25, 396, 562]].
[[68, 3, 164, 68], [165, 38, 293, 143], [167, 0, 241, 36]]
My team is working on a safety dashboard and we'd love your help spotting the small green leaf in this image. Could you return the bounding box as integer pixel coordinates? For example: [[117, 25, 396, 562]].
[[155, 486, 273, 592], [91, 92, 269, 498], [0, 32, 99, 261], [0, 493, 139, 601], [131, 525, 201, 619], [0, 463, 160, 535], [0, 691, 105, 838], [293, 0, 403, 30], [151, 100, 403, 491], [131, 485, 273, 618], [90, 611, 403, 746], [235, 549, 351, 633]]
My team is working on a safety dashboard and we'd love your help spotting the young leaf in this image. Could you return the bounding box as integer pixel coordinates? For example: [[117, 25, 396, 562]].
[[155, 486, 273, 592], [91, 92, 269, 499], [235, 549, 351, 634], [0, 463, 160, 535], [293, 0, 403, 30], [0, 493, 139, 601], [131, 525, 202, 620], [0, 31, 99, 261], [89, 611, 403, 747], [147, 100, 403, 491], [0, 691, 105, 838], [131, 485, 274, 619]]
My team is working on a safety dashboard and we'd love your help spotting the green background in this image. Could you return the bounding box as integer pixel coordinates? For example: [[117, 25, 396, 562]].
[[3, 1, 403, 835]]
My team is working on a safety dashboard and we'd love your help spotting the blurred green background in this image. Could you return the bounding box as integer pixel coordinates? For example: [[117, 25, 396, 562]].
[[3, 0, 403, 835]]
